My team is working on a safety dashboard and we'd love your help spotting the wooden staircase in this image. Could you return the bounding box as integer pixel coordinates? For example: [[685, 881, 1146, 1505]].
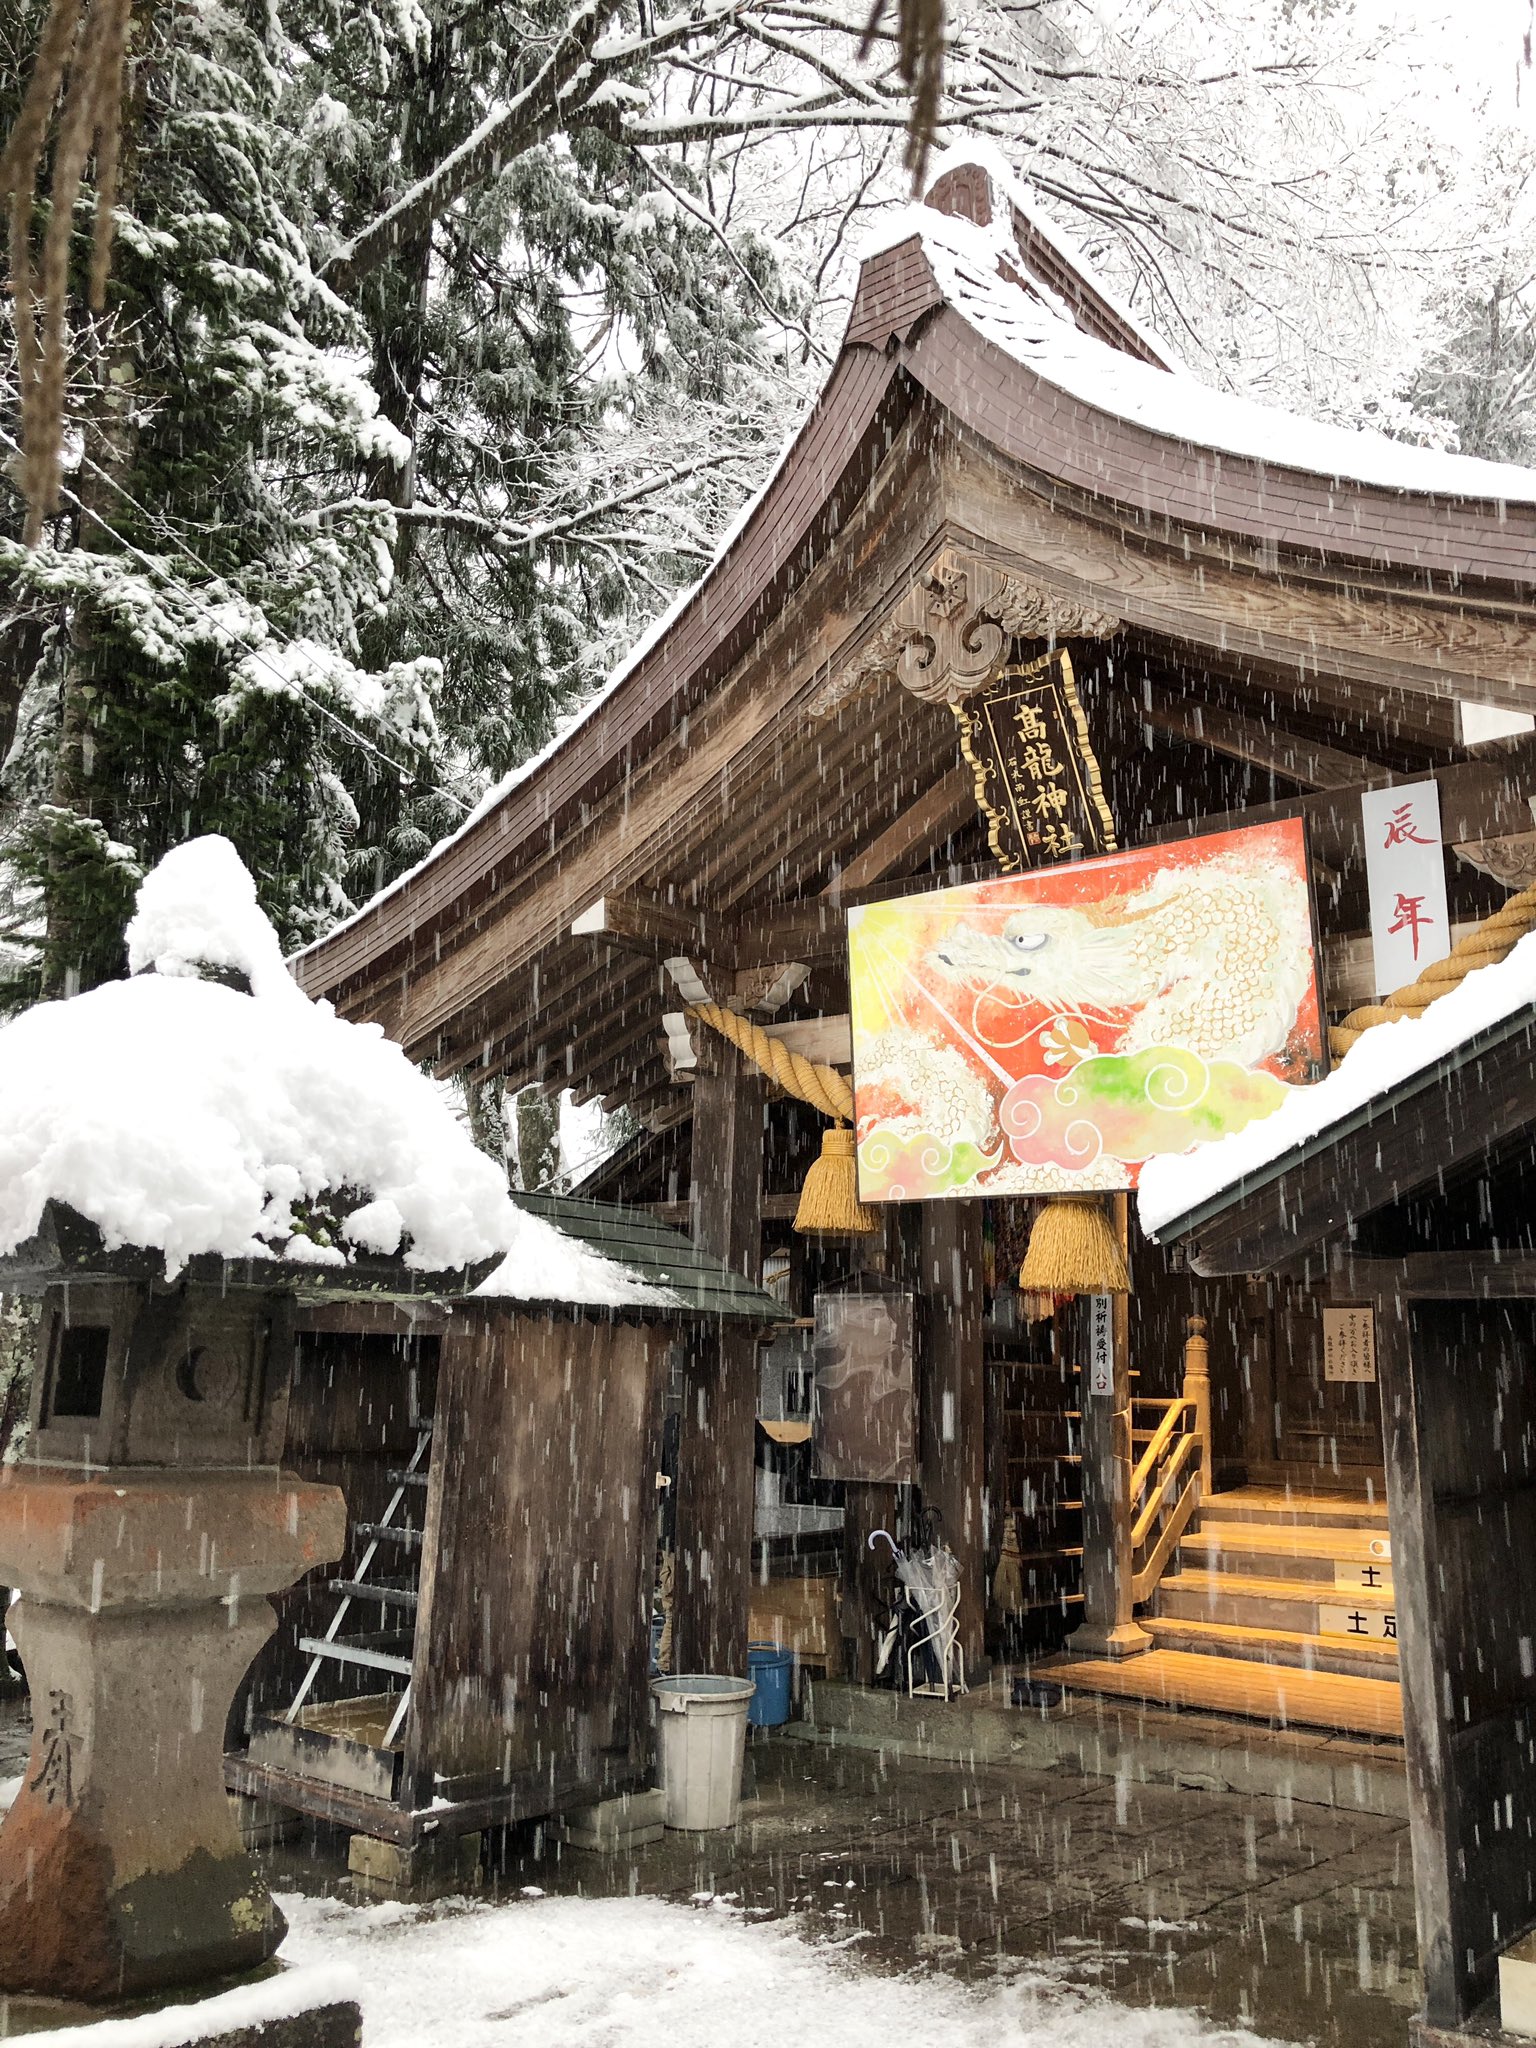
[[1039, 1486, 1403, 1738]]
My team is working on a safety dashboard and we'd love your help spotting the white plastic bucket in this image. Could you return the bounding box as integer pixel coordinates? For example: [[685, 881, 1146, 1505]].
[[651, 1674, 755, 1831]]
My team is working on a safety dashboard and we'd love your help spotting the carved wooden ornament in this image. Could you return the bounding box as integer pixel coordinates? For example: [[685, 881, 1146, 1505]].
[[812, 546, 1119, 716]]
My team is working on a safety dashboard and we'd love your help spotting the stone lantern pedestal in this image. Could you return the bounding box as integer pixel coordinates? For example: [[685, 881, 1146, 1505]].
[[0, 1469, 343, 2000], [0, 1226, 351, 2014]]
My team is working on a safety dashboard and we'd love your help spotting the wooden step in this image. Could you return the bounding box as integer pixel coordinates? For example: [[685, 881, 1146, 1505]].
[[1038, 1647, 1403, 1738], [1145, 1614, 1398, 1682], [1202, 1486, 1389, 1531], [1157, 1568, 1396, 1638], [1181, 1524, 1392, 1584]]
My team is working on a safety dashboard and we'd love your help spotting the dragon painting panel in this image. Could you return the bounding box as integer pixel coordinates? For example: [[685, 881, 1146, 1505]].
[[846, 819, 1325, 1202]]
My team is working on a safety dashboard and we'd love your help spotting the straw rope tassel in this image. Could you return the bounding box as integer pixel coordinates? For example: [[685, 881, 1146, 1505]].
[[1330, 879, 1536, 1058], [1018, 1193, 1129, 1297], [686, 1003, 877, 1235]]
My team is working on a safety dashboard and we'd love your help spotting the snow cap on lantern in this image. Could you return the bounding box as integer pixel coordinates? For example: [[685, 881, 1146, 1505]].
[[0, 834, 521, 1282]]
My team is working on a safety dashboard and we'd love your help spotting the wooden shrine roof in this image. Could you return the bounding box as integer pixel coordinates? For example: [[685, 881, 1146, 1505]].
[[1142, 994, 1536, 1278], [293, 153, 1536, 1119], [508, 1192, 794, 1322]]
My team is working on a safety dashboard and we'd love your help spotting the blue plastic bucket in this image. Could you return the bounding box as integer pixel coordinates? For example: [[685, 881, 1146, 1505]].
[[747, 1641, 794, 1727]]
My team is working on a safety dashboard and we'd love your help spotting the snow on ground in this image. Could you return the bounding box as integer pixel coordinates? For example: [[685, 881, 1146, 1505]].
[[277, 1891, 1277, 2048], [0, 837, 660, 1306], [1138, 926, 1536, 1235], [0, 1775, 19, 1813]]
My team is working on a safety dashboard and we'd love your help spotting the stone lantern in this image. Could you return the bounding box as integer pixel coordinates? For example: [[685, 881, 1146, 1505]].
[[0, 1210, 371, 2006], [0, 836, 520, 2026]]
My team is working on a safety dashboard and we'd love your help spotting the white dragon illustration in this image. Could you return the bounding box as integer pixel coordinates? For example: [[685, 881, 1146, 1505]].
[[930, 853, 1312, 1069]]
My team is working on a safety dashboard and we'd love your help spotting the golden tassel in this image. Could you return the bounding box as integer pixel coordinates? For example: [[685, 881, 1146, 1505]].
[[1018, 1194, 1129, 1296], [794, 1125, 879, 1236]]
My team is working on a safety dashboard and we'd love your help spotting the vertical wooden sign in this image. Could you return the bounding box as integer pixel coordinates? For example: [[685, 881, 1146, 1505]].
[[951, 648, 1116, 873], [1087, 1294, 1114, 1397]]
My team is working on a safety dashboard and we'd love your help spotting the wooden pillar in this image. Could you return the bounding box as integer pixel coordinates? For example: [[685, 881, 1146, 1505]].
[[1373, 1290, 1458, 2025], [917, 1202, 987, 1674], [1075, 1204, 1150, 1658], [672, 1039, 764, 1675]]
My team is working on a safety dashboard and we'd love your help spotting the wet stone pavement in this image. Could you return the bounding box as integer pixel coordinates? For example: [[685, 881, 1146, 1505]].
[[513, 1737, 1420, 2048], [0, 1690, 1419, 2045]]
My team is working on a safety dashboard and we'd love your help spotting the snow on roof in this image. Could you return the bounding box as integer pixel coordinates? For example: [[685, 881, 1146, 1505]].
[[1137, 928, 1536, 1238], [867, 142, 1180, 372], [0, 836, 668, 1304], [892, 169, 1536, 506]]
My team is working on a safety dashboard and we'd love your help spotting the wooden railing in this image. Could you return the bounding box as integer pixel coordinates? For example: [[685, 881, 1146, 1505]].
[[1128, 1317, 1213, 1605]]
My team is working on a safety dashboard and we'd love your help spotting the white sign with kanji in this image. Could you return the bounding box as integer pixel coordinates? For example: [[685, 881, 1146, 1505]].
[[1087, 1294, 1114, 1397], [1361, 781, 1450, 995], [1323, 1305, 1377, 1384], [1319, 1601, 1398, 1644]]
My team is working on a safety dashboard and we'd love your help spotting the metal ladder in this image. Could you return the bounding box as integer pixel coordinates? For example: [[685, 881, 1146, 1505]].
[[286, 1423, 431, 1750]]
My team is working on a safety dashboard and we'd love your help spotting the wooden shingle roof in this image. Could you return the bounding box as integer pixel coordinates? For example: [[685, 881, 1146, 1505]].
[[508, 1192, 793, 1323]]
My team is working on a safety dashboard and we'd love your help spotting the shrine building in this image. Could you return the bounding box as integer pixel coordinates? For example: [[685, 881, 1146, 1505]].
[[292, 149, 1536, 2037]]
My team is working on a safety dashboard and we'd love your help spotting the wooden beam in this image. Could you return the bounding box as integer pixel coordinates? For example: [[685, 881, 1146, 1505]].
[[572, 893, 737, 967], [1140, 692, 1380, 790], [1150, 750, 1536, 871], [825, 764, 979, 900], [1331, 1250, 1536, 1301]]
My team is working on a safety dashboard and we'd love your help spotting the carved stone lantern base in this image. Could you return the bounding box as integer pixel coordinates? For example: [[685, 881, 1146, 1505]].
[[0, 1467, 345, 2001]]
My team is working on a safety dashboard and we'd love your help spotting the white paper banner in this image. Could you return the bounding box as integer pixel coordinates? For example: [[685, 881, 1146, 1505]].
[[1087, 1294, 1113, 1397], [1361, 781, 1450, 996]]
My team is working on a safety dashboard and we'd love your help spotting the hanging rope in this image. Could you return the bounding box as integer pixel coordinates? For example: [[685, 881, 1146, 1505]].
[[1330, 880, 1536, 1058], [686, 1002, 854, 1123], [686, 1002, 874, 1234], [2, 0, 136, 544]]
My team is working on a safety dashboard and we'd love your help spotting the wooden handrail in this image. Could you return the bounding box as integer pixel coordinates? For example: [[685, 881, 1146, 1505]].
[[1122, 1317, 1215, 1612], [1130, 1425, 1200, 1550], [1128, 1396, 1195, 1501]]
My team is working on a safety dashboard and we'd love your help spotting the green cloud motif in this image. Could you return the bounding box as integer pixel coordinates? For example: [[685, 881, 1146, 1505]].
[[999, 1046, 1290, 1174]]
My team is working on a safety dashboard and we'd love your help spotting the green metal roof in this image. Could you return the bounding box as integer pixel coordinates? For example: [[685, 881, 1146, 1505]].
[[510, 1191, 794, 1323]]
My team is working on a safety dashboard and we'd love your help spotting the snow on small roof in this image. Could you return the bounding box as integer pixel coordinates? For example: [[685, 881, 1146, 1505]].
[[1137, 929, 1536, 1239], [893, 166, 1536, 506], [0, 836, 667, 1304]]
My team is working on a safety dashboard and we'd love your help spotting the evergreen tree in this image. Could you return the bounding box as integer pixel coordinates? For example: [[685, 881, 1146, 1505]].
[[1, 0, 439, 996]]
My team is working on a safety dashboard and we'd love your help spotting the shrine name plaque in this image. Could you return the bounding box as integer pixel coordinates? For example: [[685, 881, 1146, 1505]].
[[950, 648, 1115, 873]]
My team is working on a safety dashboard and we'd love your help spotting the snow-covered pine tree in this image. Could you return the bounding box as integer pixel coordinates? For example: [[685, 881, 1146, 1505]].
[[0, 0, 440, 998]]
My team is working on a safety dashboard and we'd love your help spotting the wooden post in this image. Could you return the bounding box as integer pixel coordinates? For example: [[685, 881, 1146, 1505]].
[[1372, 1288, 1536, 2030], [917, 1202, 987, 1675], [1182, 1315, 1214, 1501], [840, 1482, 899, 1683], [672, 1037, 764, 1675], [1371, 1290, 1459, 2025], [1075, 1200, 1149, 1657]]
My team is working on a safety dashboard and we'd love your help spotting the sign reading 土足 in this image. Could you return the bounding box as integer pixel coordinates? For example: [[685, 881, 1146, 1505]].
[[846, 819, 1326, 1204], [1360, 781, 1450, 995]]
